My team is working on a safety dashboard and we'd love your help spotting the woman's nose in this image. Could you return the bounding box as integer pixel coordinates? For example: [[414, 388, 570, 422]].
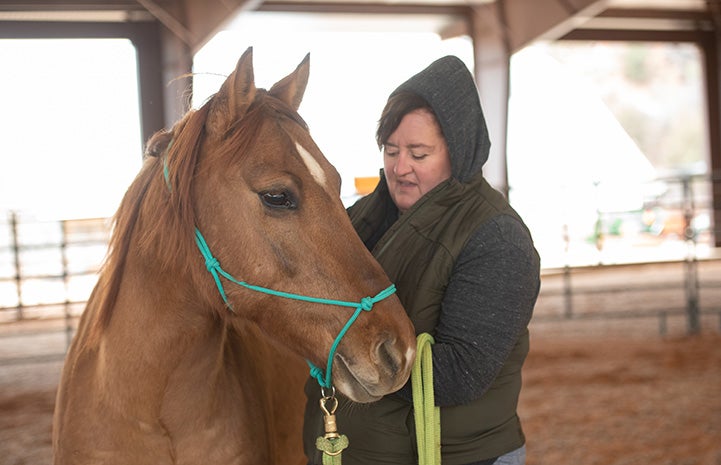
[[393, 152, 412, 176]]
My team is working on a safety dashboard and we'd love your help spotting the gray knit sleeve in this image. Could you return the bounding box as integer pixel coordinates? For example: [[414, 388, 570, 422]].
[[396, 214, 540, 406]]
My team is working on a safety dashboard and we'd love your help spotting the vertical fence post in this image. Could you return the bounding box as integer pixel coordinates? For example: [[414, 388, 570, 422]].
[[658, 311, 667, 337], [562, 223, 573, 319], [61, 219, 73, 350], [10, 211, 23, 321], [681, 177, 701, 335], [563, 265, 573, 319]]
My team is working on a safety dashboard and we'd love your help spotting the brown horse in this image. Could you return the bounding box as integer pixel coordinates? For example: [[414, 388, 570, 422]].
[[52, 48, 416, 465]]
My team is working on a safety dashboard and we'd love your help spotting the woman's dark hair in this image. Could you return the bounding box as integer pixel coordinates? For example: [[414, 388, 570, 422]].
[[376, 91, 437, 149]]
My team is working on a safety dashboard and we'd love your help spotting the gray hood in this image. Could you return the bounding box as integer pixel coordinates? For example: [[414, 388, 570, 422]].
[[391, 55, 490, 183]]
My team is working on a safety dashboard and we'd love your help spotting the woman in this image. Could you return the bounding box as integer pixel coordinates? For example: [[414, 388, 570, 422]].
[[304, 55, 540, 465]]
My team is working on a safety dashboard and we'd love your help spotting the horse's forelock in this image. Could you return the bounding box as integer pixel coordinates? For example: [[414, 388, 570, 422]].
[[214, 91, 308, 169]]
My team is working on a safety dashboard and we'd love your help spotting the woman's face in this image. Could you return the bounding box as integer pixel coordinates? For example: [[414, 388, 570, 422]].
[[383, 109, 452, 213]]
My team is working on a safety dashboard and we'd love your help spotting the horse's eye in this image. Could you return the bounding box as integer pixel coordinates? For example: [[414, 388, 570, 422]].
[[259, 190, 297, 210]]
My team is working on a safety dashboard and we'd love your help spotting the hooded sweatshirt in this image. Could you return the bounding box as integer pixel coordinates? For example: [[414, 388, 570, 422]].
[[392, 55, 489, 182], [303, 56, 540, 465]]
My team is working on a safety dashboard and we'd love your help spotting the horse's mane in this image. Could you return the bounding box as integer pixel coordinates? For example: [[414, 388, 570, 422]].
[[87, 90, 308, 342]]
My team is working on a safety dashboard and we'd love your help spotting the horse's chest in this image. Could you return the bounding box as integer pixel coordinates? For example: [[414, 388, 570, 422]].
[[171, 422, 270, 465]]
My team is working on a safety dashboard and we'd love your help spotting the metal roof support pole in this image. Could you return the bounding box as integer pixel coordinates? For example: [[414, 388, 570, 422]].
[[469, 2, 511, 198], [467, 0, 607, 198], [132, 0, 195, 127], [128, 21, 169, 147], [158, 27, 194, 125]]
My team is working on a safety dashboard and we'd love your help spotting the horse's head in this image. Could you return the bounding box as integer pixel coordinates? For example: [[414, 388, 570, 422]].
[[152, 48, 415, 402]]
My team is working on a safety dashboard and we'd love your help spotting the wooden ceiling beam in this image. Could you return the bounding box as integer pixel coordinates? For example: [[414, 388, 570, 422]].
[[0, 0, 144, 11], [500, 0, 610, 52], [183, 0, 261, 52]]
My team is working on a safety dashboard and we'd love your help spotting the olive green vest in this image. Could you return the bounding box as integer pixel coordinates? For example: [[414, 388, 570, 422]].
[[304, 173, 529, 465]]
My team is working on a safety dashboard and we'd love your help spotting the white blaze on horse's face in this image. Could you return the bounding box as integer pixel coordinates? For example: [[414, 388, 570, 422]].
[[294, 141, 328, 189]]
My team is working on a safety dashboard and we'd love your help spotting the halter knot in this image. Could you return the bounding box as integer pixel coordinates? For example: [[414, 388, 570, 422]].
[[360, 296, 374, 311], [308, 364, 325, 385], [204, 255, 220, 272]]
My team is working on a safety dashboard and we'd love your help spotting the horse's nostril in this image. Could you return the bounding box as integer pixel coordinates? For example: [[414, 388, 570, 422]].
[[375, 337, 401, 375]]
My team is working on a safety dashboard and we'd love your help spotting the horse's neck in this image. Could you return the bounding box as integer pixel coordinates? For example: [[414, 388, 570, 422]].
[[91, 262, 212, 404], [67, 255, 308, 464]]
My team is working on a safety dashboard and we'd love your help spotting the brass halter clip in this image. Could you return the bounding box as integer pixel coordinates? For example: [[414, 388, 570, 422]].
[[319, 393, 340, 440], [315, 386, 349, 464]]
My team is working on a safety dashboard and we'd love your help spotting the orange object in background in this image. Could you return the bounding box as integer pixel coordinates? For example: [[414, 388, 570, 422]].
[[354, 176, 380, 195]]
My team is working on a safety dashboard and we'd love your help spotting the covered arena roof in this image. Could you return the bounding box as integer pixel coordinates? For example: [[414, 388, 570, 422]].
[[0, 1, 712, 54]]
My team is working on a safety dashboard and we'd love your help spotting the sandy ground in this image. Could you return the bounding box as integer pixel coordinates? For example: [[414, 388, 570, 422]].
[[521, 333, 721, 465], [1, 332, 719, 465], [1, 259, 720, 464]]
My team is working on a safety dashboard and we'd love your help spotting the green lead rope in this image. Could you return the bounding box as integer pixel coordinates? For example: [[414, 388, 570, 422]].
[[412, 333, 441, 465]]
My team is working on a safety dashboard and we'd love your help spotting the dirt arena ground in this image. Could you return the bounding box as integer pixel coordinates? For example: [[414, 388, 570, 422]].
[[1, 260, 720, 465], [522, 333, 721, 465], [2, 331, 719, 465]]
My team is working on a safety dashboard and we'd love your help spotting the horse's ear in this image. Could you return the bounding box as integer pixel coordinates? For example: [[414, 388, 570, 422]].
[[206, 47, 257, 139], [269, 53, 309, 111]]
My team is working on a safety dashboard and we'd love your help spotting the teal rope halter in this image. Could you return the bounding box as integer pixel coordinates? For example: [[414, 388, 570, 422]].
[[163, 153, 396, 389], [195, 229, 396, 388]]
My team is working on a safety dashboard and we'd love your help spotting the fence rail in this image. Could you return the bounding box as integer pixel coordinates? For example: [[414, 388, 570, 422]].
[[534, 257, 721, 336], [0, 206, 720, 369], [0, 212, 109, 348]]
